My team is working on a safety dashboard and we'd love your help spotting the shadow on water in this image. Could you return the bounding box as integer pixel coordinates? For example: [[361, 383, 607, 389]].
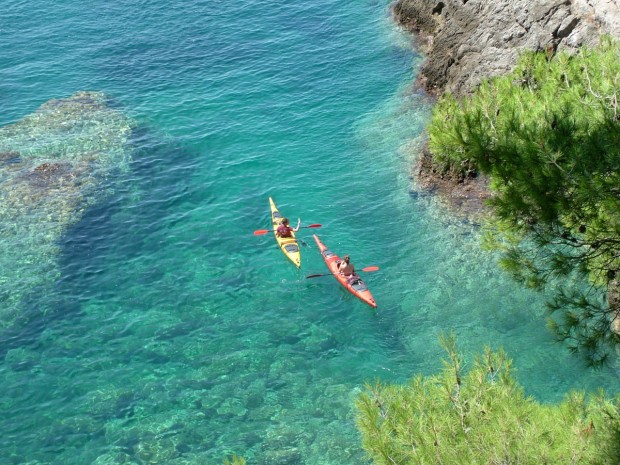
[[0, 127, 208, 356], [57, 127, 209, 289]]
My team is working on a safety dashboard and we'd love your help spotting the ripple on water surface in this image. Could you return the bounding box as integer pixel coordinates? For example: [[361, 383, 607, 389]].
[[1, 0, 620, 464]]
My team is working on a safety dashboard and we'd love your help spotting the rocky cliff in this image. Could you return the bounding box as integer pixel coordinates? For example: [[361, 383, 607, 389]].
[[394, 0, 620, 337], [394, 0, 620, 96], [396, 0, 620, 218]]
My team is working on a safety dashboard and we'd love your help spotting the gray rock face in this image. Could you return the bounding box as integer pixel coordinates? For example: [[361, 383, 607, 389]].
[[394, 0, 620, 96]]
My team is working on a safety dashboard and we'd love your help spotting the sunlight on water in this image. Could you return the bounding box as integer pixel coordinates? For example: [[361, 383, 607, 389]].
[[0, 1, 618, 464]]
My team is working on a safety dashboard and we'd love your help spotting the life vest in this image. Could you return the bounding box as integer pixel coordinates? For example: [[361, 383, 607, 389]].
[[277, 224, 292, 237]]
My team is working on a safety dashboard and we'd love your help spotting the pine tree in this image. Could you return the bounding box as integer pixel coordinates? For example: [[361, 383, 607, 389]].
[[427, 37, 620, 364], [355, 334, 620, 465]]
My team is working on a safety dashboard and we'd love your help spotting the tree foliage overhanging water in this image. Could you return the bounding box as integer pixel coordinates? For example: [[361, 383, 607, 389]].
[[355, 334, 620, 465], [427, 36, 620, 365]]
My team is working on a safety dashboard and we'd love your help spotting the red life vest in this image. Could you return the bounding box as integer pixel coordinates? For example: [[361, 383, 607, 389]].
[[277, 224, 292, 237]]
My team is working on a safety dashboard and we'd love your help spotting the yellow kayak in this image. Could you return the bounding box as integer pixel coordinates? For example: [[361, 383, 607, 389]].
[[269, 197, 301, 268]]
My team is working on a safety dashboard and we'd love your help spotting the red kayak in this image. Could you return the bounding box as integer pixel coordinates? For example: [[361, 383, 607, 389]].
[[313, 234, 377, 308]]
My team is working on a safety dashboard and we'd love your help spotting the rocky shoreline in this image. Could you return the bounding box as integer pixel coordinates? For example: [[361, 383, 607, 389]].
[[394, 0, 620, 97], [393, 0, 620, 334], [392, 0, 620, 220]]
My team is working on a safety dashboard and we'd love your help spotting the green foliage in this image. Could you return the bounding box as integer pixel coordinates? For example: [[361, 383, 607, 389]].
[[223, 455, 246, 465], [428, 37, 620, 362], [355, 334, 620, 465]]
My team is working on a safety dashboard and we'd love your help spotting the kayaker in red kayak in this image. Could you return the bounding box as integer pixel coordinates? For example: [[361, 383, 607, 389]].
[[312, 234, 377, 308], [337, 255, 359, 283], [276, 217, 300, 237]]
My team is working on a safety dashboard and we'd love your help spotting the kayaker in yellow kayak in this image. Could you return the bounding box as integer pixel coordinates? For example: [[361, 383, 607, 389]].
[[276, 217, 300, 238]]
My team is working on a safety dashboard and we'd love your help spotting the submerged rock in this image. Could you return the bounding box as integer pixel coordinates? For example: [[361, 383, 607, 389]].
[[4, 347, 40, 371], [261, 448, 302, 465], [0, 91, 135, 328], [0, 151, 21, 165]]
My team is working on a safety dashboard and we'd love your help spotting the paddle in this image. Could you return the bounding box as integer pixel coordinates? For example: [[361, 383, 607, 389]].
[[253, 224, 322, 236], [306, 266, 380, 279]]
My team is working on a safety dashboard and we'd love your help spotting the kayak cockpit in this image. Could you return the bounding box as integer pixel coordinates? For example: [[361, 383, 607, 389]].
[[283, 243, 299, 253], [350, 280, 367, 292], [322, 249, 336, 258]]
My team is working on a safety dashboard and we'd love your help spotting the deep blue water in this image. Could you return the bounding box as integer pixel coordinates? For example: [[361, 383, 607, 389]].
[[1, 0, 618, 464]]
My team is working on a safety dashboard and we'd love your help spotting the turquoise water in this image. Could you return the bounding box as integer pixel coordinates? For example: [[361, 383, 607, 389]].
[[1, 1, 619, 464]]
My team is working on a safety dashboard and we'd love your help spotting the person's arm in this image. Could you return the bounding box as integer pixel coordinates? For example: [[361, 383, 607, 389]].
[[293, 218, 301, 232]]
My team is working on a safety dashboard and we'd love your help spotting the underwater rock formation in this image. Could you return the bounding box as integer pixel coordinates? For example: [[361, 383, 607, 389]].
[[0, 91, 135, 327]]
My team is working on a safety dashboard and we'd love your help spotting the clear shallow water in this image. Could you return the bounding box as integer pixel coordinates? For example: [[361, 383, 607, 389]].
[[1, 1, 619, 464]]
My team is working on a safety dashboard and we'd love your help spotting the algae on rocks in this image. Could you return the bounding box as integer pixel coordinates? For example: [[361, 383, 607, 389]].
[[0, 91, 135, 328]]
